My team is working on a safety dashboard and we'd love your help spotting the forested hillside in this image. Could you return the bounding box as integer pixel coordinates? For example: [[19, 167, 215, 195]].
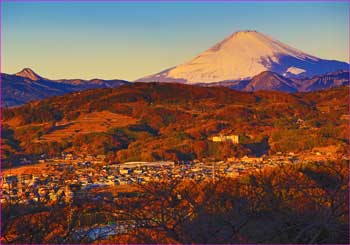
[[1, 83, 348, 168]]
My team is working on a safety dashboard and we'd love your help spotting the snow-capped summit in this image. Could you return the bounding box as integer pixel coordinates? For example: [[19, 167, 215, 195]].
[[137, 30, 348, 84]]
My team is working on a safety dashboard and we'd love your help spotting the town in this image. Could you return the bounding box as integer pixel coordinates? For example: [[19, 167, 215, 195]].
[[1, 148, 339, 206]]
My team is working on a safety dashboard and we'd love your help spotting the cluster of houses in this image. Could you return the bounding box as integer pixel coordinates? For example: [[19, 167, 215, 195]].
[[0, 151, 306, 205]]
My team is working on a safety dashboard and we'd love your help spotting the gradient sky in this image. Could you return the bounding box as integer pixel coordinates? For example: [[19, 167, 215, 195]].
[[1, 1, 349, 81]]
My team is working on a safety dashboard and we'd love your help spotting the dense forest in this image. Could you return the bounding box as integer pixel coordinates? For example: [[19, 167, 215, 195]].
[[1, 160, 348, 243], [1, 83, 349, 167]]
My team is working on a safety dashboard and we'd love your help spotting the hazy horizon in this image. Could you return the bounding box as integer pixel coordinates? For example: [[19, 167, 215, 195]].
[[2, 1, 349, 81]]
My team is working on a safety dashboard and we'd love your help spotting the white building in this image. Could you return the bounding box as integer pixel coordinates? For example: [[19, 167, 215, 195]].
[[211, 135, 239, 144]]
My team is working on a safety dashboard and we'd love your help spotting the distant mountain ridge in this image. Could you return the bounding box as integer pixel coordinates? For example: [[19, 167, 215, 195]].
[[1, 68, 348, 107], [136, 30, 349, 84], [1, 68, 129, 107], [197, 70, 349, 93]]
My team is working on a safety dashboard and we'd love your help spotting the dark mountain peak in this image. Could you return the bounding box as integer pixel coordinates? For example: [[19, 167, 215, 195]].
[[254, 70, 281, 78], [253, 71, 294, 83], [15, 68, 42, 81], [2, 69, 130, 107], [244, 70, 297, 93]]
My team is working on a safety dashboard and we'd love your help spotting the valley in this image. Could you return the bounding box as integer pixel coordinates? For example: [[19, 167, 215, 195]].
[[1, 4, 349, 242]]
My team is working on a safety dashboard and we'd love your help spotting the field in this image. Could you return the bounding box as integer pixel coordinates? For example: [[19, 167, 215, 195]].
[[1, 162, 49, 176], [37, 111, 138, 142]]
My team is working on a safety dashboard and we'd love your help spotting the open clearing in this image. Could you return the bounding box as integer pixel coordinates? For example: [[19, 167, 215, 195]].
[[37, 111, 138, 142], [2, 163, 49, 176]]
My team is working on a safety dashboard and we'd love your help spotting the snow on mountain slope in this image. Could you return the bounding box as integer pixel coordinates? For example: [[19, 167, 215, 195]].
[[137, 30, 348, 84]]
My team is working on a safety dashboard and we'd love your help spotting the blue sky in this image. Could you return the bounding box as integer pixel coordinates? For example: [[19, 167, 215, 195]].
[[1, 1, 349, 80]]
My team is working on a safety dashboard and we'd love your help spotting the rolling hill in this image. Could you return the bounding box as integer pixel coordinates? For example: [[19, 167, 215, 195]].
[[2, 82, 348, 168]]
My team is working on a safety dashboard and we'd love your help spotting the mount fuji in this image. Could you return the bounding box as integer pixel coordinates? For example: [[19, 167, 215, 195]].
[[136, 30, 348, 86]]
